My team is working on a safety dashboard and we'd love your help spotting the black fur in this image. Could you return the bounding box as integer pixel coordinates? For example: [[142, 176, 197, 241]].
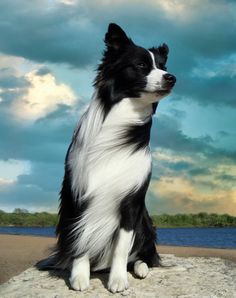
[[37, 23, 176, 287]]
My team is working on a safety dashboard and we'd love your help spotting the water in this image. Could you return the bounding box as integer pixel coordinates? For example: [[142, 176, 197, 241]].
[[0, 226, 55, 237], [0, 226, 235, 249], [157, 227, 236, 249]]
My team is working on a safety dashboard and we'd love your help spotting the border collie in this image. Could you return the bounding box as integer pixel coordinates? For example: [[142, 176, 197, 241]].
[[42, 23, 176, 293]]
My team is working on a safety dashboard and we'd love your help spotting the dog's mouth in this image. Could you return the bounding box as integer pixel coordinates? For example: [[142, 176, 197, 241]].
[[155, 79, 176, 96], [155, 89, 171, 96]]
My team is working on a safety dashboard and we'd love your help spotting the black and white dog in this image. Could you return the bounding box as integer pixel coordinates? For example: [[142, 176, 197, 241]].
[[51, 23, 176, 293]]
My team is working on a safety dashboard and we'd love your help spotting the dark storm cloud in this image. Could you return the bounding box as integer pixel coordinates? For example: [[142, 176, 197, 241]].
[[151, 113, 236, 163], [175, 73, 236, 108], [1, 0, 235, 107], [0, 1, 102, 67], [0, 0, 236, 71], [151, 114, 212, 155], [0, 104, 76, 163], [188, 167, 211, 177], [216, 174, 236, 184], [36, 67, 51, 76]]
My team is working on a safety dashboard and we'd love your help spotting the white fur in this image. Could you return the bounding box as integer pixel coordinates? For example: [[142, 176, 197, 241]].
[[108, 229, 134, 293], [134, 260, 149, 278], [69, 91, 105, 200], [69, 254, 90, 291], [145, 51, 167, 93], [68, 96, 152, 269]]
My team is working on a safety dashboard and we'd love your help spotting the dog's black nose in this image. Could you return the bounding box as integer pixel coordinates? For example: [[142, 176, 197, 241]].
[[163, 73, 176, 86]]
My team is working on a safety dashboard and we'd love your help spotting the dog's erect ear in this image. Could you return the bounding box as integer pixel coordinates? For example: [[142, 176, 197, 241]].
[[150, 43, 169, 59], [105, 23, 133, 50], [158, 43, 169, 57], [149, 43, 169, 70]]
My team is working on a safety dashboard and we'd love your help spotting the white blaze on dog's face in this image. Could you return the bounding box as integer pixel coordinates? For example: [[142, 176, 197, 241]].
[[96, 24, 176, 106], [145, 51, 168, 92]]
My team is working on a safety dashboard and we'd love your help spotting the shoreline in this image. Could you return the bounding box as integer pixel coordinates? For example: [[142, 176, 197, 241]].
[[1, 232, 236, 249], [1, 234, 236, 284]]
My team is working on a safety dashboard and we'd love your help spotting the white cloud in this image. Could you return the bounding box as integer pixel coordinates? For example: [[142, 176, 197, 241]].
[[0, 159, 31, 182], [0, 178, 14, 186], [152, 0, 235, 24], [11, 69, 77, 121], [0, 53, 78, 121], [0, 54, 25, 71], [153, 149, 193, 163], [59, 0, 79, 5], [150, 176, 236, 215]]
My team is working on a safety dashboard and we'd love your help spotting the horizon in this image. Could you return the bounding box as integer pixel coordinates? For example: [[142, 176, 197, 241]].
[[2, 209, 236, 217], [0, 1, 235, 215]]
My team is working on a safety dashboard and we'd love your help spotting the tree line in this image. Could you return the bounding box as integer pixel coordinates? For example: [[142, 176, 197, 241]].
[[0, 209, 236, 227], [151, 212, 236, 227]]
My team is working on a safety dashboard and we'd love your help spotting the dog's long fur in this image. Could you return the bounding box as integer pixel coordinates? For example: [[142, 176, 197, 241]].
[[38, 23, 176, 293]]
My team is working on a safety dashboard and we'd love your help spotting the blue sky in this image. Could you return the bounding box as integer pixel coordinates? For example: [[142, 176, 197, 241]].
[[0, 0, 235, 215]]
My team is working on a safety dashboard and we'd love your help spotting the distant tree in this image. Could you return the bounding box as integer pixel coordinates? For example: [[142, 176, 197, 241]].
[[13, 208, 29, 214], [0, 211, 235, 227]]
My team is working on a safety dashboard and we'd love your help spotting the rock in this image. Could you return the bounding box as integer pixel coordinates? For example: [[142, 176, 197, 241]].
[[0, 254, 236, 298]]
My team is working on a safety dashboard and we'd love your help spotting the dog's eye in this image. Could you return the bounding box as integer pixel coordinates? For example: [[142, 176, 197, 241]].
[[137, 62, 147, 68], [159, 63, 167, 71]]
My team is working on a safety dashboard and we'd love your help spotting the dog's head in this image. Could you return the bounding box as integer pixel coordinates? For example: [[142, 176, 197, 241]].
[[95, 23, 176, 105]]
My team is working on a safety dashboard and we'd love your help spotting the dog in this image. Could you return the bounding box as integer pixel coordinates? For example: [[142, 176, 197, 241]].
[[40, 23, 176, 293]]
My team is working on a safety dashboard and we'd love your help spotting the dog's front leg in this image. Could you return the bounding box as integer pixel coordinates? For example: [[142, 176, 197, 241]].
[[69, 253, 90, 291], [108, 228, 133, 293]]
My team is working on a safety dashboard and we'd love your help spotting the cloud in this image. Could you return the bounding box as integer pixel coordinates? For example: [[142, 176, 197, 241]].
[[0, 159, 31, 182], [0, 182, 58, 212], [11, 69, 77, 121], [0, 106, 75, 163], [151, 113, 236, 163], [0, 54, 78, 121], [17, 161, 63, 192], [0, 1, 235, 214], [147, 110, 236, 215], [1, 0, 235, 110], [174, 72, 236, 108], [0, 0, 235, 69], [0, 178, 14, 187], [148, 176, 236, 215], [0, 1, 102, 67], [152, 114, 211, 154]]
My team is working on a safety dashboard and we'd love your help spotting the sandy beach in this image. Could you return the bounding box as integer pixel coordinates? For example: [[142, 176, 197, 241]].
[[1, 234, 236, 284]]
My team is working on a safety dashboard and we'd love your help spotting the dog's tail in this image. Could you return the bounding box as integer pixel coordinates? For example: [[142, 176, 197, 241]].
[[35, 254, 59, 271]]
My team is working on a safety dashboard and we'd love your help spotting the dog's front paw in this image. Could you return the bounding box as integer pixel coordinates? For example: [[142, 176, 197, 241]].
[[134, 260, 149, 278], [108, 274, 129, 293], [69, 273, 90, 291]]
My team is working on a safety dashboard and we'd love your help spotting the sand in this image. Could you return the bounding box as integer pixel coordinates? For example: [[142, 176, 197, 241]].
[[1, 234, 236, 284]]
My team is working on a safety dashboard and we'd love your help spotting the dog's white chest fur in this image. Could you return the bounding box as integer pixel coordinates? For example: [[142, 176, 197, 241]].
[[86, 98, 152, 197], [68, 95, 152, 268]]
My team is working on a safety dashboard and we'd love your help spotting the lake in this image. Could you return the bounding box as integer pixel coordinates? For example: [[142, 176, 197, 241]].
[[0, 226, 235, 249]]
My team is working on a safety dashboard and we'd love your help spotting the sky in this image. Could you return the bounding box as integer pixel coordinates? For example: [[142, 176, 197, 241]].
[[0, 0, 236, 215]]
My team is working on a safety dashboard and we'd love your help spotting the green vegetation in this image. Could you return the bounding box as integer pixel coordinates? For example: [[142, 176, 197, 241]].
[[0, 209, 58, 227], [151, 212, 236, 228], [0, 209, 236, 227]]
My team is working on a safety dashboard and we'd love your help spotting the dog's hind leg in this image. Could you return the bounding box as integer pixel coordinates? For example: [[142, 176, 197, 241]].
[[108, 228, 133, 293], [136, 207, 161, 269], [69, 254, 90, 291]]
